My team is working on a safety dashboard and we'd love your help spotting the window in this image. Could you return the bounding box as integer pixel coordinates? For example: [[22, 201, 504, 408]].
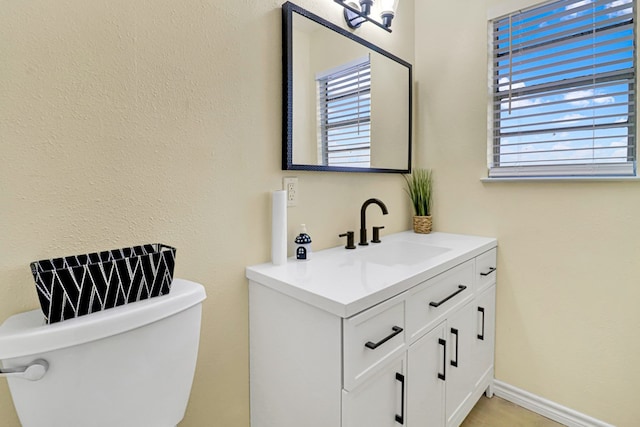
[[317, 56, 371, 168], [490, 0, 636, 178]]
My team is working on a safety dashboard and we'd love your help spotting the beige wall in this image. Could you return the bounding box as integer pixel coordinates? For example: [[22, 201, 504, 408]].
[[415, 1, 640, 426], [6, 0, 636, 426], [0, 0, 414, 426]]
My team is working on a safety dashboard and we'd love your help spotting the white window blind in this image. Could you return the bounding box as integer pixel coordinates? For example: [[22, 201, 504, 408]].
[[317, 56, 371, 168], [490, 0, 636, 178]]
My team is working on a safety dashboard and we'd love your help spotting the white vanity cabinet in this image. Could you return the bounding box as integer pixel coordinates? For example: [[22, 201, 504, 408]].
[[247, 232, 497, 427]]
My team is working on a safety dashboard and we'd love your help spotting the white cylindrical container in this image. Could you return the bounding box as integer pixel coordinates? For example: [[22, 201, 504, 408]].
[[271, 190, 287, 265]]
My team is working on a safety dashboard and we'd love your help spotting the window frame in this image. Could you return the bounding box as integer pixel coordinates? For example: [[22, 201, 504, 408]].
[[316, 55, 372, 168], [488, 0, 637, 179]]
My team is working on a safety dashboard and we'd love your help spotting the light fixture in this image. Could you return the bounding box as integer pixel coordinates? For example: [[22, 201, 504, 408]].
[[379, 0, 399, 28], [342, 2, 368, 29], [334, 0, 400, 33]]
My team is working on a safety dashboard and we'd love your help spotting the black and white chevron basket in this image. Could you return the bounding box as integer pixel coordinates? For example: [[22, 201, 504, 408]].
[[30, 244, 176, 324]]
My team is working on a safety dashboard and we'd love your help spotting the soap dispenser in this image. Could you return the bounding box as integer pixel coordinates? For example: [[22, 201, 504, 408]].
[[294, 224, 312, 260]]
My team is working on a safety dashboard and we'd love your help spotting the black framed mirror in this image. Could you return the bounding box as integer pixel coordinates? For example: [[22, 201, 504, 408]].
[[282, 1, 412, 173]]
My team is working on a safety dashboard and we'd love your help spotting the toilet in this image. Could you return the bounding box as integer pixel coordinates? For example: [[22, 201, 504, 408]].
[[0, 278, 206, 427]]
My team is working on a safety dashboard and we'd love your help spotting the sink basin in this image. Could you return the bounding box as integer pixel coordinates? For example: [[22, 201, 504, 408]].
[[352, 241, 450, 266]]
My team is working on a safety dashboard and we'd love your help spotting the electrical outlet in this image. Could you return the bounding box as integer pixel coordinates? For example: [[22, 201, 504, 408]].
[[283, 177, 298, 207]]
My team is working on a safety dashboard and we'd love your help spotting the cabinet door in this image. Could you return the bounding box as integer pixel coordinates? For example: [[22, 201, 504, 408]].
[[471, 285, 496, 390], [407, 322, 446, 426], [445, 300, 475, 426], [342, 354, 407, 427]]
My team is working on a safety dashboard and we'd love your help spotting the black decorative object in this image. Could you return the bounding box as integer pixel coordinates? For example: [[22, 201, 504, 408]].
[[294, 225, 312, 260], [30, 244, 176, 324]]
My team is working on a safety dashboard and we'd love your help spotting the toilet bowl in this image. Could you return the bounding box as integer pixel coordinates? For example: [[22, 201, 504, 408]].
[[0, 278, 206, 427]]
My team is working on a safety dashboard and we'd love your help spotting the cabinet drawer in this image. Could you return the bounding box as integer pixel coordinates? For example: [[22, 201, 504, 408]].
[[406, 260, 474, 343], [475, 248, 497, 293], [343, 295, 406, 391]]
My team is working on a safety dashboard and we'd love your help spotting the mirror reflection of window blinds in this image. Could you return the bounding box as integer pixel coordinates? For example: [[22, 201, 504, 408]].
[[490, 0, 636, 178], [317, 55, 372, 168]]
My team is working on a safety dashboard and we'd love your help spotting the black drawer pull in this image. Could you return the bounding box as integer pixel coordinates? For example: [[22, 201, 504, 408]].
[[438, 338, 446, 381], [480, 267, 496, 276], [395, 372, 405, 424], [478, 307, 485, 340], [429, 285, 467, 308], [450, 328, 459, 367], [365, 326, 403, 350]]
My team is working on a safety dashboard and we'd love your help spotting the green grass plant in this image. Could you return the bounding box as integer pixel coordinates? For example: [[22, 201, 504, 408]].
[[403, 168, 433, 217]]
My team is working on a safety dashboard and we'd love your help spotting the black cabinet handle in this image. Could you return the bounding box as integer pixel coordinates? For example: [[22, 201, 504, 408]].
[[478, 307, 485, 340], [480, 267, 496, 276], [395, 372, 405, 425], [365, 326, 403, 350], [438, 338, 446, 381], [450, 328, 459, 367], [429, 285, 467, 308]]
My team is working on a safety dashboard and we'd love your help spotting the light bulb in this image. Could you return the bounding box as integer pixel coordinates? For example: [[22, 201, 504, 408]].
[[359, 0, 373, 16], [379, 0, 399, 28]]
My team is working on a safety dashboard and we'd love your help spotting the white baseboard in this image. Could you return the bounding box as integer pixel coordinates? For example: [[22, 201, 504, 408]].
[[492, 380, 615, 427]]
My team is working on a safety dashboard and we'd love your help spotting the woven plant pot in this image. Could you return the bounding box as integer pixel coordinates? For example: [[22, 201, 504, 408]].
[[413, 215, 432, 234]]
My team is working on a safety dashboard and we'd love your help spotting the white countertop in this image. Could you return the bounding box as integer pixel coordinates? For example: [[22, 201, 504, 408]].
[[246, 231, 497, 318]]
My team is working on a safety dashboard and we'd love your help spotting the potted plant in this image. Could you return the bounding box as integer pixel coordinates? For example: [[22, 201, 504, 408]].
[[403, 168, 433, 234]]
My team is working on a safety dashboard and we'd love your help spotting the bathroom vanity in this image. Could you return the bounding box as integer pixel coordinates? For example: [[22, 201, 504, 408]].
[[246, 231, 497, 427]]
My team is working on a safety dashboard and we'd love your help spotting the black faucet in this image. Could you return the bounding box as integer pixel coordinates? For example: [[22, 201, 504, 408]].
[[359, 198, 388, 246]]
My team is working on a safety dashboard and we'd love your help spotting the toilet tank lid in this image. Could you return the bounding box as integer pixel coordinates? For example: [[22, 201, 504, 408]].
[[0, 278, 206, 360]]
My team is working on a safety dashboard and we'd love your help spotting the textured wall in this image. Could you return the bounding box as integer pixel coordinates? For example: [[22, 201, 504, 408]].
[[0, 0, 414, 425], [415, 1, 640, 426]]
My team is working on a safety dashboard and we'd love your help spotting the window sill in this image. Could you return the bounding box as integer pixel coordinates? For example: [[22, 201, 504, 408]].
[[481, 176, 640, 183]]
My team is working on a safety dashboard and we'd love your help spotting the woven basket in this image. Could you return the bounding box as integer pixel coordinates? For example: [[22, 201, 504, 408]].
[[413, 216, 432, 234], [30, 244, 176, 324]]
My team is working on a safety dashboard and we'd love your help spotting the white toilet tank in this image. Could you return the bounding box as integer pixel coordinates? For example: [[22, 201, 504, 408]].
[[0, 278, 206, 427]]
